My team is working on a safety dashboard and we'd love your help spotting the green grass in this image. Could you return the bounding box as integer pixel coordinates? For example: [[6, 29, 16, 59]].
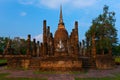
[[115, 74, 120, 80], [0, 73, 9, 78], [115, 57, 120, 63], [69, 70, 88, 74], [75, 74, 120, 80], [34, 70, 55, 74], [0, 73, 47, 80], [34, 70, 68, 74], [34, 70, 88, 75], [6, 78, 47, 80], [75, 77, 114, 80], [0, 59, 7, 64]]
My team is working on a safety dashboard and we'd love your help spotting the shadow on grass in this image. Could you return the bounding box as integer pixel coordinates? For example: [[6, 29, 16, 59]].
[[0, 59, 7, 64], [75, 74, 120, 80], [0, 73, 47, 80], [33, 69, 88, 75]]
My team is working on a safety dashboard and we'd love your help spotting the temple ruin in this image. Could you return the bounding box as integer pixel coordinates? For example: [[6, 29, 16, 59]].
[[0, 6, 115, 71]]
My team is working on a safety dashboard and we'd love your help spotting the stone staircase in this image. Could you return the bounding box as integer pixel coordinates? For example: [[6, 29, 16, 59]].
[[81, 57, 96, 69], [29, 58, 40, 69]]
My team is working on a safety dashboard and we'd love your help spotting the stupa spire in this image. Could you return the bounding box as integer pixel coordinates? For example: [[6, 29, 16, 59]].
[[59, 5, 63, 23]]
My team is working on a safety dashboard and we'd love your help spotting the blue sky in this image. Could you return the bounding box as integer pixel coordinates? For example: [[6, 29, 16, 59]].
[[0, 0, 120, 43]]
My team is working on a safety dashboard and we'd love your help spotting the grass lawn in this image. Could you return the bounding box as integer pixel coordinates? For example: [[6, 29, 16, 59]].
[[75, 74, 120, 80], [115, 57, 120, 63], [34, 70, 88, 75], [34, 70, 58, 74], [0, 73, 47, 80], [0, 59, 7, 64]]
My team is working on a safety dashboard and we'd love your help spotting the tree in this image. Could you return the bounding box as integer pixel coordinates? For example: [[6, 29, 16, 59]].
[[12, 37, 27, 55], [0, 37, 10, 54], [85, 5, 117, 55], [19, 39, 27, 55], [113, 44, 120, 56], [0, 36, 28, 55]]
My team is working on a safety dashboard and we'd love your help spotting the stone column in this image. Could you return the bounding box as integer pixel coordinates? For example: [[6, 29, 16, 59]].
[[91, 33, 96, 59], [43, 20, 48, 56], [3, 40, 12, 55], [75, 21, 79, 44], [70, 32, 74, 55], [86, 36, 90, 56], [37, 41, 40, 57], [82, 40, 85, 56], [49, 33, 54, 56], [47, 26, 50, 56], [74, 21, 79, 56], [67, 39, 70, 56], [27, 34, 31, 56], [40, 43, 43, 57], [32, 38, 37, 57], [79, 42, 82, 56], [72, 29, 75, 55]]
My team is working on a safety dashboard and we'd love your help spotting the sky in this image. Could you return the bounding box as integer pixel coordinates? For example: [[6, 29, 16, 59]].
[[0, 0, 120, 43]]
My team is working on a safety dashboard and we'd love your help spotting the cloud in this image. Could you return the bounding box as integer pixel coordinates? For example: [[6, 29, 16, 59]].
[[18, 0, 35, 5], [34, 34, 43, 42], [20, 12, 27, 16], [40, 0, 69, 9], [40, 0, 97, 9], [72, 0, 97, 8], [19, 0, 97, 9]]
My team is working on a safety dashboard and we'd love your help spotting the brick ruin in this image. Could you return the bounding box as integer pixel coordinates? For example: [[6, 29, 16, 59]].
[[0, 6, 115, 71]]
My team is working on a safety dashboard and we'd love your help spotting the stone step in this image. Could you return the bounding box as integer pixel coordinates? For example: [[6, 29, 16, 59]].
[[29, 59, 40, 69], [81, 58, 96, 68]]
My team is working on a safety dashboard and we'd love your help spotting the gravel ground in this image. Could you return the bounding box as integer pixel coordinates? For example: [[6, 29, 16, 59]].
[[0, 66, 120, 80]]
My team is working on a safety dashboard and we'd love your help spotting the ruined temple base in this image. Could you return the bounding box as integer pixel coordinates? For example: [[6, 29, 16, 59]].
[[29, 56, 82, 71], [95, 54, 115, 69], [6, 54, 115, 71], [7, 56, 82, 71]]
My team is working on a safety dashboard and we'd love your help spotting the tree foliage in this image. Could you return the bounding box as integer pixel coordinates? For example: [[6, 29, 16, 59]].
[[85, 5, 117, 55], [0, 37, 10, 54], [12, 37, 27, 55], [113, 44, 120, 56], [0, 37, 27, 55]]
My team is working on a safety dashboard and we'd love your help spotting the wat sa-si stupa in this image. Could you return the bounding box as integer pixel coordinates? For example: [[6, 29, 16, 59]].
[[1, 6, 115, 71], [43, 6, 79, 57]]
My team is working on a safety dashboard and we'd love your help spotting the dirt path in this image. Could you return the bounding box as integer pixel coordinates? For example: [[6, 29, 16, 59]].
[[0, 66, 120, 80]]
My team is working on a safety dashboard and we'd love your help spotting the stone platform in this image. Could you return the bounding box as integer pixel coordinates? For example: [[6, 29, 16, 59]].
[[96, 55, 115, 69], [29, 56, 82, 71], [7, 56, 82, 71], [5, 54, 115, 71]]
